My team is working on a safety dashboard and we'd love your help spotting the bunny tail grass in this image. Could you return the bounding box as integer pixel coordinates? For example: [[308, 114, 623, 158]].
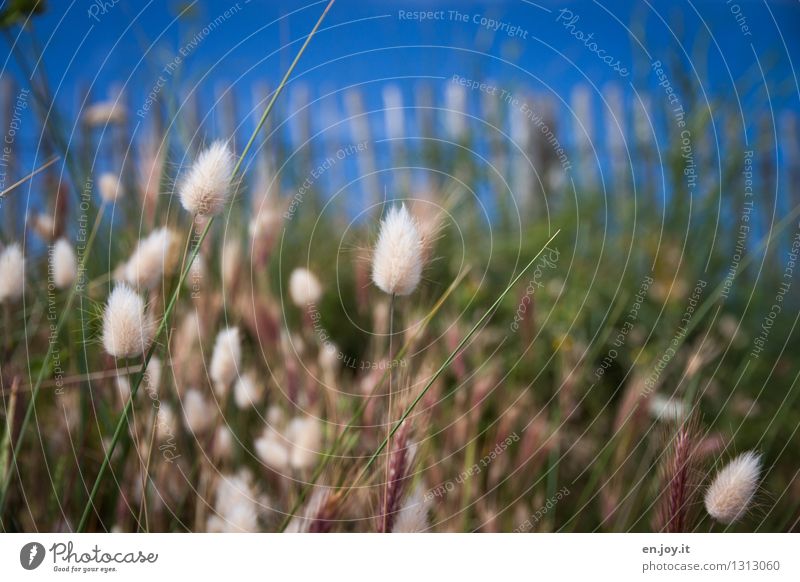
[[74, 0, 336, 533], [348, 229, 561, 499]]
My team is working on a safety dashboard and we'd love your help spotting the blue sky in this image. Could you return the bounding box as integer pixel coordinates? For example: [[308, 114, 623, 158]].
[[3, 0, 800, 216], [10, 0, 799, 114]]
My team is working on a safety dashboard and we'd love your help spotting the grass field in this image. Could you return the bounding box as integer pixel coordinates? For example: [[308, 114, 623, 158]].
[[0, 0, 798, 533]]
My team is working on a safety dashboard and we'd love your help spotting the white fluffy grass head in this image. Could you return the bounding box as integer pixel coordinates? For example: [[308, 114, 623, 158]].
[[249, 205, 281, 246], [183, 388, 213, 434], [123, 228, 180, 290], [101, 284, 154, 358], [0, 243, 24, 302], [143, 356, 163, 398], [371, 204, 423, 296], [83, 101, 126, 126], [206, 469, 264, 533], [32, 213, 56, 242], [392, 483, 430, 533], [214, 425, 234, 460], [51, 239, 78, 289], [647, 393, 687, 422], [254, 426, 290, 471], [704, 451, 761, 524], [155, 403, 177, 443], [289, 267, 322, 307], [234, 372, 263, 410], [209, 327, 241, 396], [287, 415, 322, 471], [115, 374, 131, 402], [318, 342, 339, 374], [179, 140, 235, 217], [98, 172, 122, 202], [221, 237, 242, 292]]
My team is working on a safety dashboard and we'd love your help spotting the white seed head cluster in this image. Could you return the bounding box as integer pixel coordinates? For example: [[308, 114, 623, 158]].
[[214, 425, 235, 460], [98, 172, 122, 203], [0, 243, 24, 302], [123, 228, 180, 290], [209, 327, 242, 397], [254, 426, 290, 471], [182, 388, 213, 434], [143, 356, 163, 398], [647, 393, 687, 422], [83, 101, 126, 126], [32, 213, 56, 242], [179, 140, 235, 217], [254, 414, 322, 472], [249, 205, 281, 248], [101, 284, 154, 358], [704, 451, 761, 524], [51, 239, 78, 289], [392, 483, 430, 533], [155, 403, 176, 443], [318, 342, 339, 374], [287, 415, 322, 471], [233, 372, 263, 410], [371, 204, 423, 296], [221, 237, 242, 291], [289, 267, 322, 307], [115, 375, 131, 402], [206, 469, 265, 532]]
